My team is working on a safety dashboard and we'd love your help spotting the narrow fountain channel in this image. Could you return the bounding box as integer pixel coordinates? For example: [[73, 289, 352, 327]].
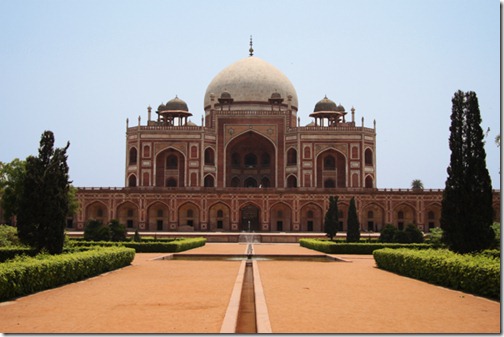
[[235, 260, 257, 333]]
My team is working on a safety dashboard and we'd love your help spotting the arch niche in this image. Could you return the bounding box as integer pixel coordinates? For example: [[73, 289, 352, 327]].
[[300, 203, 323, 232], [85, 201, 109, 224], [226, 131, 276, 188], [146, 201, 170, 231], [155, 148, 185, 187], [316, 149, 346, 188], [270, 203, 292, 232], [240, 203, 261, 231], [208, 203, 231, 231]]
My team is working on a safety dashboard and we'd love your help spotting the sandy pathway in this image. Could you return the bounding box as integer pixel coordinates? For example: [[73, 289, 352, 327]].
[[0, 243, 500, 333]]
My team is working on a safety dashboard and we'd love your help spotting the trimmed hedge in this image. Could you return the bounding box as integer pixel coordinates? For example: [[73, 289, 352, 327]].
[[299, 238, 430, 254], [0, 247, 135, 302], [0, 247, 37, 262], [69, 237, 207, 252], [373, 248, 500, 300]]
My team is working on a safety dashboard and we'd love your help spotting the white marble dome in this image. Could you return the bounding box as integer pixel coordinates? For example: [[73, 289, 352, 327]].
[[204, 56, 298, 110]]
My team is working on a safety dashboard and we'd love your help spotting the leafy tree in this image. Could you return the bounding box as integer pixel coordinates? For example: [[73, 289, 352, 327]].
[[84, 219, 109, 241], [441, 91, 494, 253], [411, 179, 424, 190], [0, 224, 21, 247], [17, 131, 71, 254], [0, 159, 26, 224], [324, 196, 338, 240], [379, 224, 397, 243], [427, 227, 444, 248], [109, 219, 127, 242], [346, 197, 360, 242], [403, 224, 424, 243]]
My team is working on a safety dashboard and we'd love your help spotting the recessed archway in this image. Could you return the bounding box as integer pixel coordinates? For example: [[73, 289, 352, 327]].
[[225, 131, 276, 187]]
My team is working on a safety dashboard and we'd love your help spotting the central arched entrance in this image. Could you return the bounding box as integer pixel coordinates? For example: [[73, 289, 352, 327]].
[[240, 205, 260, 231], [226, 131, 276, 188]]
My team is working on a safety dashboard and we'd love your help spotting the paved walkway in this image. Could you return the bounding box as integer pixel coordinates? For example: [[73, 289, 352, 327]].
[[0, 243, 500, 333]]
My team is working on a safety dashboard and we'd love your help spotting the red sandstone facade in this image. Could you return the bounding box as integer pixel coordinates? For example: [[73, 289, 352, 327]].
[[73, 51, 500, 233]]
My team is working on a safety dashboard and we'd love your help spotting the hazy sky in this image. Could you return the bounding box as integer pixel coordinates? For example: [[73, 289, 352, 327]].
[[0, 0, 500, 189]]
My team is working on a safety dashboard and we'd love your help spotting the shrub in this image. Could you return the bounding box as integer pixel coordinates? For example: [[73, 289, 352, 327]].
[[373, 248, 500, 300], [380, 224, 424, 243], [0, 247, 135, 301], [109, 219, 127, 242], [427, 227, 444, 248], [299, 239, 430, 254], [379, 224, 397, 243], [0, 225, 21, 247], [69, 237, 206, 253], [0, 247, 37, 262]]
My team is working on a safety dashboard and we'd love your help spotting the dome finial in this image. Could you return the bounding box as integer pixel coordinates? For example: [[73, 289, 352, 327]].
[[249, 35, 254, 56]]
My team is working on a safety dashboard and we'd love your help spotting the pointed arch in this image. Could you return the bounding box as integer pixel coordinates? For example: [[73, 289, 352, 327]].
[[300, 203, 323, 232], [316, 148, 346, 188], [270, 202, 292, 232]]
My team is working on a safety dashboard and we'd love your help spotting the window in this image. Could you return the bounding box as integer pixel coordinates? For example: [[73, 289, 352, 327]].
[[307, 210, 314, 218], [231, 177, 240, 187], [244, 153, 257, 167], [204, 148, 215, 165], [127, 220, 134, 228], [367, 211, 374, 219], [277, 210, 283, 218], [97, 208, 104, 217], [324, 179, 335, 188], [217, 220, 223, 229], [157, 220, 163, 231], [204, 175, 215, 187], [217, 210, 223, 218], [166, 155, 178, 169], [127, 208, 134, 217], [187, 209, 193, 218], [129, 147, 137, 165], [166, 178, 177, 187], [157, 209, 163, 217], [324, 156, 335, 170], [128, 175, 137, 187], [287, 148, 297, 165], [365, 149, 373, 166]]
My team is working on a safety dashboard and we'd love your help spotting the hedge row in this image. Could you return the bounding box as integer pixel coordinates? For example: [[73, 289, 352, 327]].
[[0, 247, 37, 262], [299, 239, 431, 254], [373, 248, 500, 300], [70, 237, 207, 252], [0, 247, 135, 302]]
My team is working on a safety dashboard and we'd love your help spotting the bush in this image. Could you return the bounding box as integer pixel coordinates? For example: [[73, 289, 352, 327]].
[[426, 227, 444, 248], [84, 219, 127, 242], [0, 225, 21, 247], [0, 247, 37, 262], [373, 248, 500, 300], [69, 237, 207, 253], [379, 224, 397, 243], [299, 239, 430, 254], [0, 247, 135, 301], [380, 224, 424, 243]]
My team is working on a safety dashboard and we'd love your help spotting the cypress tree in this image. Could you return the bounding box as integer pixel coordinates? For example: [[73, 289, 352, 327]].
[[324, 196, 338, 240], [441, 91, 494, 253], [346, 197, 360, 242], [17, 131, 70, 254]]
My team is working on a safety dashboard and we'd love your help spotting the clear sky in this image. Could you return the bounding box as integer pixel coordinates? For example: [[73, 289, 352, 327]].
[[0, 0, 500, 189]]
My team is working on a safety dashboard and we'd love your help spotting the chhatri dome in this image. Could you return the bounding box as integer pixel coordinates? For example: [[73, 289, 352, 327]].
[[204, 48, 298, 111]]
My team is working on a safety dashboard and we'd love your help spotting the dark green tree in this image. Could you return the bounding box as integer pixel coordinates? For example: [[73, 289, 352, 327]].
[[109, 219, 127, 242], [17, 131, 70, 254], [346, 197, 360, 242], [379, 224, 397, 243], [403, 224, 424, 243], [324, 196, 338, 240], [441, 91, 494, 253]]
